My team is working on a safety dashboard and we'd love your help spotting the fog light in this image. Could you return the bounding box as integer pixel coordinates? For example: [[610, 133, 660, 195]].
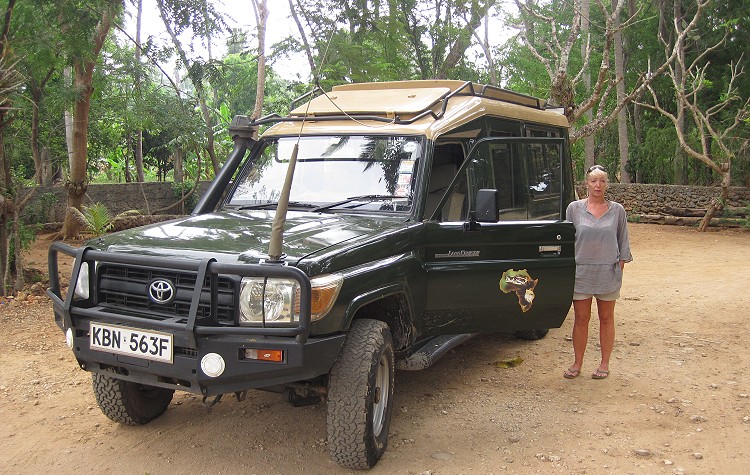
[[200, 353, 225, 377], [65, 328, 74, 349]]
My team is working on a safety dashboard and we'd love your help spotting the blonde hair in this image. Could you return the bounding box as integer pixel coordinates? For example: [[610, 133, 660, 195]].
[[586, 165, 608, 181]]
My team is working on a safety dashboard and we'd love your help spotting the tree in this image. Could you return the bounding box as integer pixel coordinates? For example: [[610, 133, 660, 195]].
[[0, 0, 23, 294], [10, 2, 59, 185], [250, 0, 268, 122], [641, 0, 750, 230], [288, 0, 498, 84], [155, 0, 225, 175], [612, 0, 630, 183], [133, 0, 144, 182], [60, 0, 123, 238], [508, 0, 698, 181]]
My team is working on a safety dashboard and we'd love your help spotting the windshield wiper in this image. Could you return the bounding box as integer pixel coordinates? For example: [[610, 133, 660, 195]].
[[312, 195, 401, 212], [234, 201, 318, 211]]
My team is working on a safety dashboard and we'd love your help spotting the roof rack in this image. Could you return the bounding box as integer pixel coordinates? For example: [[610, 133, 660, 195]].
[[242, 81, 550, 128]]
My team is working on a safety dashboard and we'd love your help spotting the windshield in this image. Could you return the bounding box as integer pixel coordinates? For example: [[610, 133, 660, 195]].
[[227, 135, 422, 213]]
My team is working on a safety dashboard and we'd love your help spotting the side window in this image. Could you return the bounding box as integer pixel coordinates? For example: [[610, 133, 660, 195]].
[[491, 144, 527, 220], [526, 129, 562, 220], [435, 142, 490, 222], [425, 143, 466, 220], [436, 134, 565, 223]]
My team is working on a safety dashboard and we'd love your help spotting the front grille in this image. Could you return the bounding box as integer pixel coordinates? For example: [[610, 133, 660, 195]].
[[97, 264, 237, 323]]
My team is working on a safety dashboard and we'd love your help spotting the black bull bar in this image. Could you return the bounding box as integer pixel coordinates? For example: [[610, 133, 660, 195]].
[[46, 241, 313, 347]]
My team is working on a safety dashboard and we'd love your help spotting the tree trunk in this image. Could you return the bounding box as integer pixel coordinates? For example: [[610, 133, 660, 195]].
[[62, 2, 116, 238], [633, 93, 644, 182], [30, 86, 44, 185], [173, 148, 184, 183], [134, 0, 145, 182], [0, 128, 9, 296], [399, 1, 430, 79], [698, 164, 730, 231], [628, 0, 642, 182], [475, 14, 498, 85], [199, 99, 219, 174], [613, 0, 630, 183], [63, 66, 75, 182], [672, 0, 689, 185], [41, 147, 53, 185], [12, 206, 23, 292], [288, 0, 316, 75], [581, 0, 595, 171], [62, 69, 93, 237], [251, 0, 268, 122], [436, 1, 495, 79]]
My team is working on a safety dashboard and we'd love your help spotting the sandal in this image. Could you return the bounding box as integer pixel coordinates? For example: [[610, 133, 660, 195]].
[[591, 369, 609, 380], [563, 368, 580, 379]]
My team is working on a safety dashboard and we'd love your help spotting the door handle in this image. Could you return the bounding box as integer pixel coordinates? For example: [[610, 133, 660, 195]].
[[539, 245, 561, 256]]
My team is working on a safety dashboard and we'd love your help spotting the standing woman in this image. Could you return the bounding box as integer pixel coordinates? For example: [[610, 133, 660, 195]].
[[564, 165, 632, 380]]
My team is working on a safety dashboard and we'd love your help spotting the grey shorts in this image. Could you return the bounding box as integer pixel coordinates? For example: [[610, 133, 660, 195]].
[[573, 289, 620, 301]]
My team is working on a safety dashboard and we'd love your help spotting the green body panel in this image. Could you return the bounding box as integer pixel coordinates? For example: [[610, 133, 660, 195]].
[[94, 211, 408, 265], [421, 220, 575, 334], [91, 205, 574, 340]]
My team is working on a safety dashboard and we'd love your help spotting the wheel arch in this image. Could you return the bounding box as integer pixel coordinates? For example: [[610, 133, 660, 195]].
[[342, 284, 416, 352]]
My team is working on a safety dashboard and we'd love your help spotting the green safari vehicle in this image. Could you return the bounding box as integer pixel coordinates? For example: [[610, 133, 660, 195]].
[[48, 80, 576, 469]]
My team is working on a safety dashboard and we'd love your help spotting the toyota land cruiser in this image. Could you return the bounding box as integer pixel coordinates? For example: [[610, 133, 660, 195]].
[[48, 80, 576, 469]]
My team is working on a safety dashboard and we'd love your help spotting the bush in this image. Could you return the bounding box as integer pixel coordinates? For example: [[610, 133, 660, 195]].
[[22, 192, 59, 225], [8, 222, 39, 272], [171, 181, 199, 214]]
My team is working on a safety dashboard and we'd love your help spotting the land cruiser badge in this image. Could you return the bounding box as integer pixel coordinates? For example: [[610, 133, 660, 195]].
[[499, 269, 538, 313]]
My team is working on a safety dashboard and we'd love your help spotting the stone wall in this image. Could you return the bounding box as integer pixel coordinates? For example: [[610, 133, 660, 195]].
[[23, 182, 210, 223], [579, 183, 750, 215]]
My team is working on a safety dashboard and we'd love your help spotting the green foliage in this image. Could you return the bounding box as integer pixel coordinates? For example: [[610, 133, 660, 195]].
[[68, 203, 142, 237], [171, 181, 199, 213], [8, 223, 39, 272], [740, 203, 750, 229], [3, 0, 749, 209], [637, 127, 679, 184], [83, 203, 114, 237], [22, 192, 60, 225]]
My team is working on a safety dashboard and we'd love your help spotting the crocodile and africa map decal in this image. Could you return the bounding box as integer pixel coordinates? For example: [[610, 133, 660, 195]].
[[499, 269, 538, 313]]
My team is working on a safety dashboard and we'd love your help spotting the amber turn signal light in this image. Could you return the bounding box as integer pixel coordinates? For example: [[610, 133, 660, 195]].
[[244, 348, 284, 362]]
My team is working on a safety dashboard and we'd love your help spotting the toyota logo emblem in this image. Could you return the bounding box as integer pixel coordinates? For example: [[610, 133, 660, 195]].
[[148, 279, 175, 304]]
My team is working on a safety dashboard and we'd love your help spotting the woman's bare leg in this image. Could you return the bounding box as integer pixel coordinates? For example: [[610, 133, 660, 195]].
[[569, 298, 593, 373], [594, 298, 616, 376]]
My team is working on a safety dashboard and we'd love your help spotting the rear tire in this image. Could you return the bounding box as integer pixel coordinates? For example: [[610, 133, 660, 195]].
[[515, 328, 549, 340], [327, 319, 395, 469], [92, 373, 174, 425]]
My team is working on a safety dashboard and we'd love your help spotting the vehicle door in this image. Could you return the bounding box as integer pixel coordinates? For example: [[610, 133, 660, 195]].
[[421, 137, 575, 336]]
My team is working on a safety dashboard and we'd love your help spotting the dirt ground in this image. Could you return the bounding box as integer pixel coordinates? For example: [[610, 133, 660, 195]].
[[1, 223, 749, 474]]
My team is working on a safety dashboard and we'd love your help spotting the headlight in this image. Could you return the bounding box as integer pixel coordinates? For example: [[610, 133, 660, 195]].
[[73, 262, 90, 300], [238, 274, 343, 325], [239, 278, 300, 325]]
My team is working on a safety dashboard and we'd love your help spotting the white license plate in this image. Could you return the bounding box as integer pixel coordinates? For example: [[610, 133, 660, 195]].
[[90, 323, 173, 364]]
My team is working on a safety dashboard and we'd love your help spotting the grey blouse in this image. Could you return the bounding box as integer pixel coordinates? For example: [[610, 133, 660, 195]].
[[566, 199, 633, 295]]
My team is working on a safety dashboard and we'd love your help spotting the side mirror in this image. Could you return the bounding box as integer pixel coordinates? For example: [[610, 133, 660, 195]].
[[475, 189, 498, 222]]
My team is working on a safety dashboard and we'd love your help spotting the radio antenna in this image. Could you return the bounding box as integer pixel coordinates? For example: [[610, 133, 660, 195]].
[[267, 27, 337, 262]]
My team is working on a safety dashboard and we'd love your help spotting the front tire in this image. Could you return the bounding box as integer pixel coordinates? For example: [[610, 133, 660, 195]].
[[92, 373, 174, 425], [327, 319, 395, 469]]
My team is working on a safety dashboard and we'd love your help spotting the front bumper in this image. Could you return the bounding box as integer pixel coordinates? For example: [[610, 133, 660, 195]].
[[48, 242, 346, 396]]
